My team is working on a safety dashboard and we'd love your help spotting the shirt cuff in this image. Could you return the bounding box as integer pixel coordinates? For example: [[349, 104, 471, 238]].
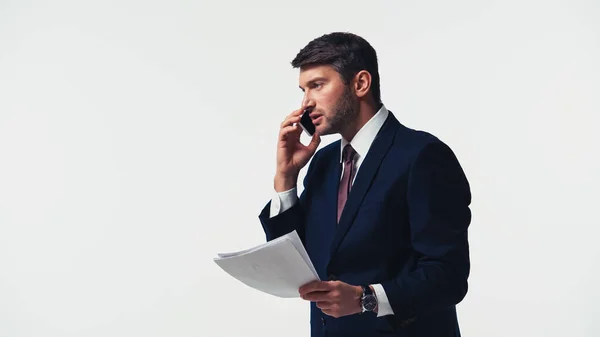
[[372, 283, 394, 317], [269, 187, 298, 218]]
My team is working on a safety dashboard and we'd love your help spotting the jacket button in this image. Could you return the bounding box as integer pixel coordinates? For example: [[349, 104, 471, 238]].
[[328, 274, 337, 281], [321, 317, 326, 326]]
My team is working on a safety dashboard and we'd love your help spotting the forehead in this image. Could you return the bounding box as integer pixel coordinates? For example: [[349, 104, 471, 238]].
[[298, 65, 340, 84]]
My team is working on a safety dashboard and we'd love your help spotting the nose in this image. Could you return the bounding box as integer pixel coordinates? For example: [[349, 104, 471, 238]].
[[302, 93, 315, 110]]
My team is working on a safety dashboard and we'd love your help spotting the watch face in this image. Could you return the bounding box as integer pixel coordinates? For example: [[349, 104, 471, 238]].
[[363, 295, 377, 311]]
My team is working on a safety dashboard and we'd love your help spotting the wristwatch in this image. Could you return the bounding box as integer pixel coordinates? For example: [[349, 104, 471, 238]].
[[360, 285, 378, 313]]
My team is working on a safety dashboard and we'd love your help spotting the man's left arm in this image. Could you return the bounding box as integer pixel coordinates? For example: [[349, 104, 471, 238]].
[[380, 140, 472, 320]]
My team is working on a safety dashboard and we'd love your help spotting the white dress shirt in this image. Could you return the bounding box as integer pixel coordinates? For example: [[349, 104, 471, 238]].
[[269, 104, 395, 317]]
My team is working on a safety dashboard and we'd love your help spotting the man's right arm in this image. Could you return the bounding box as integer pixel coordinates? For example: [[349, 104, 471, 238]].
[[259, 150, 320, 243], [260, 106, 320, 241], [259, 182, 305, 242]]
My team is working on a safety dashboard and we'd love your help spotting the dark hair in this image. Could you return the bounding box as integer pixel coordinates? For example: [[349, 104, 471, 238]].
[[291, 32, 381, 104]]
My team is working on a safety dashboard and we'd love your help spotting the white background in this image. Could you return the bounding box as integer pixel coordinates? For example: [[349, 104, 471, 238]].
[[1, 0, 599, 336]]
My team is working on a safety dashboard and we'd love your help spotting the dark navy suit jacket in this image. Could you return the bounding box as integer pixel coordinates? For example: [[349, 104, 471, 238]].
[[259, 112, 472, 337]]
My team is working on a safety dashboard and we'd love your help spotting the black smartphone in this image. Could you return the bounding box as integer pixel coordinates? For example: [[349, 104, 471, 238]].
[[299, 107, 315, 136]]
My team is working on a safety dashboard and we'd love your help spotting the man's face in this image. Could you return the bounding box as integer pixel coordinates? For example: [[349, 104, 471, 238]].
[[299, 65, 358, 136]]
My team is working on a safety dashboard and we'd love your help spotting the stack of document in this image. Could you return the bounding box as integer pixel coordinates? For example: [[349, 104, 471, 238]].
[[213, 230, 320, 298]]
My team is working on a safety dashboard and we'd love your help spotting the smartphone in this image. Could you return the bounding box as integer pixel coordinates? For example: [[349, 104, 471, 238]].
[[299, 107, 315, 136]]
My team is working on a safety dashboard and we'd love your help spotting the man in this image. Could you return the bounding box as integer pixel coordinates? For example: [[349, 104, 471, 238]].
[[258, 32, 472, 337]]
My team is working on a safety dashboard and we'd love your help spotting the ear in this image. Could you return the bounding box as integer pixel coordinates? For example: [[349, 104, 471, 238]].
[[353, 70, 372, 99]]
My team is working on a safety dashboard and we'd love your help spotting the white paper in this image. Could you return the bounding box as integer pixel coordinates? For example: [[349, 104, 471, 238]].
[[213, 230, 320, 298]]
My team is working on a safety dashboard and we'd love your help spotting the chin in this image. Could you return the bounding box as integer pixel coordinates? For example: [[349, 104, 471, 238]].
[[316, 125, 332, 136]]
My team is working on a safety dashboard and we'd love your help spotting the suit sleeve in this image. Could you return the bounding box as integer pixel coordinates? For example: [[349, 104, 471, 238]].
[[381, 141, 472, 320], [258, 151, 320, 243]]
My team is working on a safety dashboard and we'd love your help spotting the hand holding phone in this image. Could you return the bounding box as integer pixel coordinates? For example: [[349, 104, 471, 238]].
[[274, 106, 321, 192]]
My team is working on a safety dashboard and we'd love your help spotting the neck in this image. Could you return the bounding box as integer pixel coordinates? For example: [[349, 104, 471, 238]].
[[340, 100, 381, 142]]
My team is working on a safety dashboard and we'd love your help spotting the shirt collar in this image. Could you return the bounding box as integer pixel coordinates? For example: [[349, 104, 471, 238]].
[[340, 104, 389, 162]]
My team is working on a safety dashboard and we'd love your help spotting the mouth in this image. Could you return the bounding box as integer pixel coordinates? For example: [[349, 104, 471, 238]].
[[311, 115, 323, 125]]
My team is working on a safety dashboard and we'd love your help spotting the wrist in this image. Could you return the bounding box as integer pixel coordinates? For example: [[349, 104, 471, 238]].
[[358, 285, 378, 313], [274, 173, 298, 192], [354, 286, 363, 313]]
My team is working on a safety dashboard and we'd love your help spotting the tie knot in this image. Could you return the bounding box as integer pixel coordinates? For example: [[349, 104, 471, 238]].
[[342, 144, 356, 163]]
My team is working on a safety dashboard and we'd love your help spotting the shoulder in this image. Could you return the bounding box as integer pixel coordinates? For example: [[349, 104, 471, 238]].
[[393, 123, 453, 161], [381, 111, 453, 162], [394, 125, 468, 187]]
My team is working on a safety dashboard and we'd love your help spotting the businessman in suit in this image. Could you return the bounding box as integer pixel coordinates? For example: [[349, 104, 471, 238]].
[[258, 32, 472, 337]]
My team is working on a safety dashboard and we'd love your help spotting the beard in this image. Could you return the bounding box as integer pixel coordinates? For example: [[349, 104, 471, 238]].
[[320, 85, 358, 135]]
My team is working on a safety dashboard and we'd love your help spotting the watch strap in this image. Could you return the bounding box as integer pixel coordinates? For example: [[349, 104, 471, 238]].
[[361, 285, 373, 296]]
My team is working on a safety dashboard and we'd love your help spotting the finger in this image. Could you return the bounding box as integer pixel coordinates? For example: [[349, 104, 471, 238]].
[[299, 281, 333, 296], [280, 115, 302, 129], [302, 290, 331, 302], [321, 308, 338, 318], [315, 301, 333, 310], [283, 107, 311, 129], [299, 280, 321, 293], [298, 280, 320, 296], [279, 125, 301, 142], [279, 124, 298, 136], [284, 107, 309, 125], [294, 106, 310, 116]]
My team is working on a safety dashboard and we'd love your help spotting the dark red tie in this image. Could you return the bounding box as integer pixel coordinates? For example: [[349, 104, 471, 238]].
[[337, 144, 357, 223]]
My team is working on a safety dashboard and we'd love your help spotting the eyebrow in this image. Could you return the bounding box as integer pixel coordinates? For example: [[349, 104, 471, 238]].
[[299, 77, 328, 91]]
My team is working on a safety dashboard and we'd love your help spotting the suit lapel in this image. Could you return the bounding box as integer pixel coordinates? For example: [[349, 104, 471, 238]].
[[325, 147, 343, 226], [329, 112, 399, 256]]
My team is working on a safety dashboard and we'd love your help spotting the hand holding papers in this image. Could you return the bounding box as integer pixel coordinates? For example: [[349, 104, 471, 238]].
[[213, 230, 320, 298]]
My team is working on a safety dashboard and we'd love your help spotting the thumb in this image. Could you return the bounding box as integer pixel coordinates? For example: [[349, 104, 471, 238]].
[[308, 132, 321, 152]]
